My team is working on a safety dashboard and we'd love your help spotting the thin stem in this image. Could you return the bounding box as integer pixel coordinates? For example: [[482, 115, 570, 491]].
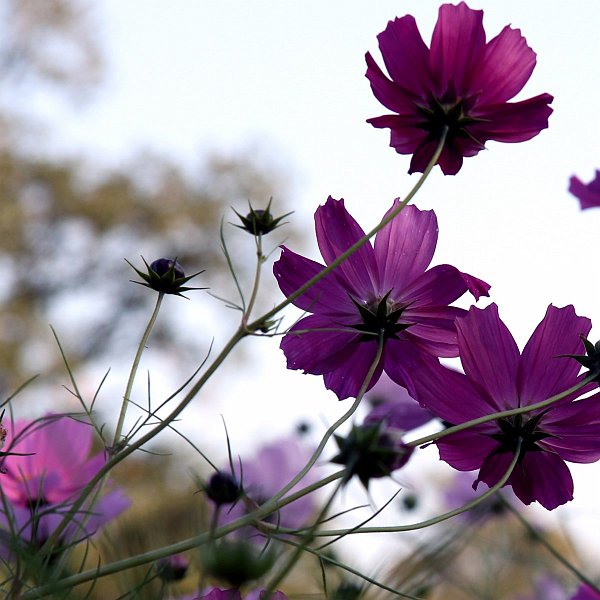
[[294, 438, 522, 537], [112, 292, 164, 449], [503, 498, 600, 594], [23, 471, 345, 598], [409, 373, 597, 448], [246, 126, 448, 332], [273, 534, 425, 600], [242, 233, 264, 328], [269, 328, 386, 508], [263, 476, 344, 598]]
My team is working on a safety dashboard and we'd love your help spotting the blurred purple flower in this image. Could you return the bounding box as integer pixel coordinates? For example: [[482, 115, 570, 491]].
[[364, 375, 434, 432], [366, 2, 553, 174], [274, 197, 489, 400], [569, 171, 600, 210], [411, 303, 600, 510], [218, 437, 319, 533], [570, 584, 600, 600], [443, 471, 516, 521], [191, 589, 287, 600], [0, 415, 129, 553], [515, 575, 566, 600]]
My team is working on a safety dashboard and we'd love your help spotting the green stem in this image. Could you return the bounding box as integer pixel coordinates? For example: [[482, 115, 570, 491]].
[[288, 439, 522, 537], [273, 534, 425, 600], [40, 326, 247, 556], [23, 471, 345, 598], [246, 126, 449, 332], [503, 498, 600, 594], [36, 127, 448, 569], [408, 374, 597, 448], [263, 478, 345, 598], [112, 292, 164, 449], [263, 331, 385, 597], [242, 234, 264, 328]]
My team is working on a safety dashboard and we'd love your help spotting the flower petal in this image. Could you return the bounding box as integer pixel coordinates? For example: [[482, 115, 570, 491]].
[[507, 452, 574, 510], [280, 315, 360, 375], [471, 93, 554, 143], [404, 355, 494, 422], [273, 246, 356, 318], [438, 427, 500, 471], [314, 197, 379, 297], [456, 304, 520, 411], [375, 15, 432, 100], [471, 25, 537, 105], [323, 339, 384, 400], [374, 203, 437, 294], [517, 304, 592, 406], [430, 3, 486, 97]]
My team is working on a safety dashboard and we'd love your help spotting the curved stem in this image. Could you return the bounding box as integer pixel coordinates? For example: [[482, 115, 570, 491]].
[[269, 329, 386, 507], [409, 373, 597, 448], [291, 438, 522, 537], [112, 292, 164, 449], [247, 126, 448, 331], [23, 471, 346, 598]]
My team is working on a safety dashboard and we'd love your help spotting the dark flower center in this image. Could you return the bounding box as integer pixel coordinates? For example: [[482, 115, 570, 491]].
[[489, 413, 552, 462], [349, 290, 411, 341], [416, 93, 486, 148]]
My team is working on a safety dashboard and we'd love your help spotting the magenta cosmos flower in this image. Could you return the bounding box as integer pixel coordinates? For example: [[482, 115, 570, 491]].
[[192, 589, 287, 600], [569, 171, 600, 210], [410, 303, 600, 510], [366, 2, 553, 174], [274, 197, 489, 400]]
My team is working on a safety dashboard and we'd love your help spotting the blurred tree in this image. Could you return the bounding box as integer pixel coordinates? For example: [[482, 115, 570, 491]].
[[0, 1, 292, 393]]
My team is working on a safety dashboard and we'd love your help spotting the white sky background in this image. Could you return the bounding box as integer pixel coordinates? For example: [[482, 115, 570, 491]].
[[21, 0, 600, 580]]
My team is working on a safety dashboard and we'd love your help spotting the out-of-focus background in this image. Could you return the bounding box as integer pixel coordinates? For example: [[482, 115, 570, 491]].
[[1, 1, 599, 597]]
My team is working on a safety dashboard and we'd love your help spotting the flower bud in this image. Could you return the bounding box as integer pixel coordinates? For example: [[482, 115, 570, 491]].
[[233, 199, 292, 236], [331, 423, 413, 488], [126, 256, 205, 297], [200, 540, 276, 587], [206, 471, 242, 506]]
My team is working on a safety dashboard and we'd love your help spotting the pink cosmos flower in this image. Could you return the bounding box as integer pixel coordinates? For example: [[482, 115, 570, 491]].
[[569, 171, 600, 210], [366, 2, 553, 174], [410, 303, 600, 510], [274, 197, 489, 400], [0, 415, 129, 552], [570, 584, 600, 600]]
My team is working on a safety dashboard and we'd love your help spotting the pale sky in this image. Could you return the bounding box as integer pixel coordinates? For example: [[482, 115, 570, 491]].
[[23, 0, 600, 574]]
